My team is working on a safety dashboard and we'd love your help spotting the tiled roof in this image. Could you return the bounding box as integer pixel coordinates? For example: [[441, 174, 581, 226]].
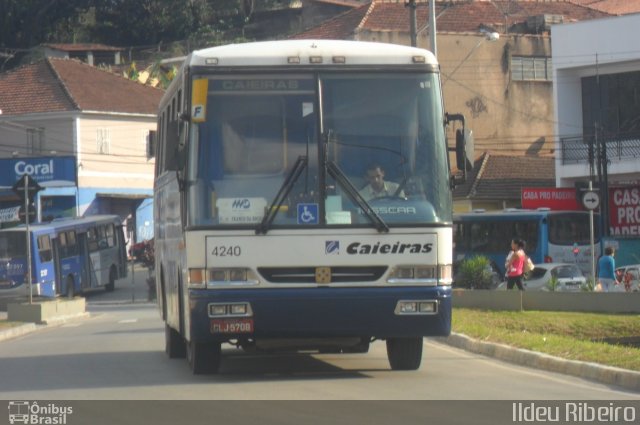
[[43, 43, 123, 52], [454, 152, 555, 201], [0, 58, 164, 116], [292, 0, 611, 38], [310, 0, 367, 6], [291, 4, 371, 39], [569, 0, 640, 15]]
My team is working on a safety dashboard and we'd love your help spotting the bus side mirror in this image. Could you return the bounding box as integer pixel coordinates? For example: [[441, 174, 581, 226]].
[[456, 128, 474, 173], [447, 113, 474, 187]]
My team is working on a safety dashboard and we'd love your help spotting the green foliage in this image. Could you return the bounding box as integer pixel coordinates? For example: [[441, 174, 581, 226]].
[[545, 275, 559, 292], [455, 256, 495, 290], [453, 308, 640, 371], [581, 277, 595, 292], [0, 0, 291, 50]]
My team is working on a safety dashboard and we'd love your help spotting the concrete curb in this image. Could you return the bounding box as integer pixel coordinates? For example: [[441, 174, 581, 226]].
[[0, 323, 38, 343], [441, 332, 640, 392], [0, 312, 90, 343]]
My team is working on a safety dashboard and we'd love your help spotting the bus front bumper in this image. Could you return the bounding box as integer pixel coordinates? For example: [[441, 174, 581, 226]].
[[188, 286, 451, 343]]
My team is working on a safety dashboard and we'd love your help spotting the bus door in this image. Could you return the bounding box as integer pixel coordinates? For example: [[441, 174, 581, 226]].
[[116, 225, 128, 278], [35, 233, 56, 297], [78, 231, 99, 289], [52, 236, 63, 296]]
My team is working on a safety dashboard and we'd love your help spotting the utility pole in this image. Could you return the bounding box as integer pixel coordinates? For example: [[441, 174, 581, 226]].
[[594, 53, 609, 238], [429, 0, 437, 57], [407, 0, 418, 47]]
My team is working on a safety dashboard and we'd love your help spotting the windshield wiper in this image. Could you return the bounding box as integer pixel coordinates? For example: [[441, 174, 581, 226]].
[[326, 160, 389, 233], [256, 155, 308, 235]]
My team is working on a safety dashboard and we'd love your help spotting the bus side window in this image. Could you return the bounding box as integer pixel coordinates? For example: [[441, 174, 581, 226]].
[[105, 224, 115, 248], [66, 231, 78, 256], [97, 225, 108, 249], [59, 232, 68, 258], [88, 227, 99, 252], [38, 235, 53, 263]]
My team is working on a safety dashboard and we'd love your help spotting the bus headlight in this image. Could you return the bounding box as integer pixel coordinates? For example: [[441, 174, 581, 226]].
[[387, 265, 452, 286], [208, 268, 258, 287], [188, 268, 259, 288], [387, 266, 437, 285]]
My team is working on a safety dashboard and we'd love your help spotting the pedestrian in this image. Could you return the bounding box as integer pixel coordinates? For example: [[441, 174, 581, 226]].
[[597, 246, 617, 292], [505, 238, 526, 291]]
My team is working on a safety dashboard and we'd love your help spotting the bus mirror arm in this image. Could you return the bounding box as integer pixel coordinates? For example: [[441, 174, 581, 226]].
[[446, 113, 474, 187]]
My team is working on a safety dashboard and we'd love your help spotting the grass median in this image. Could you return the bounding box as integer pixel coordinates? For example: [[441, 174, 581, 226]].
[[452, 308, 640, 371]]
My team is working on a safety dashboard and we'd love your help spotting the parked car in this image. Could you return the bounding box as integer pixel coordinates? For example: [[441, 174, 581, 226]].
[[497, 263, 586, 291], [615, 264, 640, 292]]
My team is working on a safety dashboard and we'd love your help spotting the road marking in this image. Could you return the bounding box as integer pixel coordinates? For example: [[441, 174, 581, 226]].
[[62, 324, 81, 328], [118, 319, 138, 324]]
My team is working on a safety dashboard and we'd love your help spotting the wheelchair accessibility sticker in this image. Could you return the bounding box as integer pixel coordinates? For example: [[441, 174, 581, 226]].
[[297, 203, 319, 225]]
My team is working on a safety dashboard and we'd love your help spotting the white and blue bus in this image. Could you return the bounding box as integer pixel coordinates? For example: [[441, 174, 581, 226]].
[[0, 215, 128, 303], [453, 209, 600, 278], [154, 39, 472, 373]]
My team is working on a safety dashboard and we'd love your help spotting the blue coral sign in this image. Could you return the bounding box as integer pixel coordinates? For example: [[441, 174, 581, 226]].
[[0, 156, 77, 188]]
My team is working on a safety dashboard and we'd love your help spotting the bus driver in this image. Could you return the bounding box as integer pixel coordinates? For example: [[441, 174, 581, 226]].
[[359, 164, 404, 201]]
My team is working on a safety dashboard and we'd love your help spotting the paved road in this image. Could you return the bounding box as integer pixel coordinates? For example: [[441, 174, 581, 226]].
[[0, 267, 637, 401]]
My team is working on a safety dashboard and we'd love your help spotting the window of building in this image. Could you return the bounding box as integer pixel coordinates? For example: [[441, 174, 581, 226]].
[[97, 128, 111, 154], [582, 70, 640, 136], [26, 128, 45, 154], [511, 56, 552, 81]]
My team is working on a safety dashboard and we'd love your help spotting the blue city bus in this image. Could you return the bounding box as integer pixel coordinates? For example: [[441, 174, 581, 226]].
[[0, 215, 128, 303], [453, 209, 600, 278]]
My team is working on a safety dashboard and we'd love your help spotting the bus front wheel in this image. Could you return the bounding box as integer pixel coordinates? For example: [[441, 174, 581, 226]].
[[187, 340, 221, 374], [386, 337, 423, 370], [165, 325, 186, 358]]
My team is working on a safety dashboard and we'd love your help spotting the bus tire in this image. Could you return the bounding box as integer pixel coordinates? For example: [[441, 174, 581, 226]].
[[386, 337, 423, 370], [165, 324, 186, 358], [66, 276, 75, 299], [187, 340, 221, 375], [105, 266, 116, 292]]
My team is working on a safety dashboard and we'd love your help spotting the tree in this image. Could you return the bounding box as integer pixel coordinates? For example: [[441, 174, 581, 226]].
[[0, 0, 90, 48]]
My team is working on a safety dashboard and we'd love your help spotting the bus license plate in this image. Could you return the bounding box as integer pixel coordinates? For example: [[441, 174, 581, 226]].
[[211, 318, 254, 334]]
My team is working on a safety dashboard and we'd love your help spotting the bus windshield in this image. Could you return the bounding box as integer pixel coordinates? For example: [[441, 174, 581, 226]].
[[187, 72, 451, 228]]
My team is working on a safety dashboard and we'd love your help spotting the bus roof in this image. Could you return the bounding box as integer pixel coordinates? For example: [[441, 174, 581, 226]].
[[187, 39, 438, 68], [0, 215, 122, 234]]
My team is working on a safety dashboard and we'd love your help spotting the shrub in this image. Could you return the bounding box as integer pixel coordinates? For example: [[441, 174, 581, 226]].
[[581, 278, 595, 292], [455, 256, 496, 289], [546, 275, 559, 291]]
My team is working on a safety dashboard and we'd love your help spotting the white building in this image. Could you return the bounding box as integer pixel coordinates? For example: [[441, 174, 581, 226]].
[[552, 14, 640, 256], [553, 14, 640, 189]]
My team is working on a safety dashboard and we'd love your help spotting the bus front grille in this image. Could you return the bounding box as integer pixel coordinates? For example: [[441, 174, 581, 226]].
[[257, 266, 388, 284]]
